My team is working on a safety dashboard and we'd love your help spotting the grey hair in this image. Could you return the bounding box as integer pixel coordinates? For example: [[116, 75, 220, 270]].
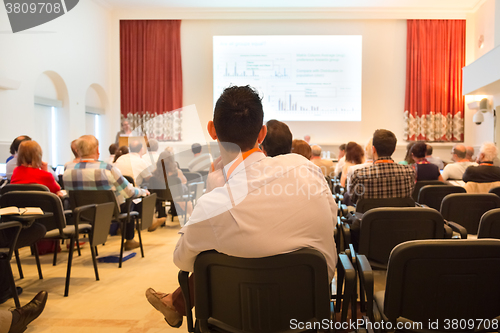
[[480, 142, 498, 161], [77, 135, 99, 158], [311, 145, 322, 157], [365, 138, 373, 160]]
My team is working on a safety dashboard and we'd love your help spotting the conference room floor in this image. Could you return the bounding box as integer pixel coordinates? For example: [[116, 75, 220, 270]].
[[1, 223, 186, 333]]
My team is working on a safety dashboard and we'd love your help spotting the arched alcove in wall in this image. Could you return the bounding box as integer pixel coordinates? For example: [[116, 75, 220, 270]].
[[85, 83, 108, 154], [33, 70, 70, 166]]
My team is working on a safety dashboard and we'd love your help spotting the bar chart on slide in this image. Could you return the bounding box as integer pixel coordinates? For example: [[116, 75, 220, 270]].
[[213, 35, 362, 121]]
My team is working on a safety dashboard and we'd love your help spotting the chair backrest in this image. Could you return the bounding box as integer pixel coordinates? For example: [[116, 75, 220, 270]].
[[0, 191, 66, 234], [384, 239, 500, 325], [0, 183, 49, 195], [465, 181, 500, 194], [123, 175, 136, 187], [489, 186, 500, 197], [188, 181, 205, 204], [358, 207, 444, 267], [183, 172, 203, 183], [138, 193, 156, 231], [411, 180, 448, 201], [193, 249, 331, 333], [69, 190, 121, 220], [417, 185, 466, 210], [355, 197, 415, 214], [90, 202, 115, 246], [478, 208, 500, 239], [440, 193, 500, 234]]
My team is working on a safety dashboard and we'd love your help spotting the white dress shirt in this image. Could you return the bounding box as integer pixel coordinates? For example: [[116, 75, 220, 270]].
[[174, 151, 338, 280], [113, 153, 152, 185], [441, 161, 477, 180]]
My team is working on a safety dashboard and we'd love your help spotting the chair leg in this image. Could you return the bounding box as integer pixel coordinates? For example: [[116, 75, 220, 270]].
[[5, 262, 20, 308], [64, 237, 75, 297], [335, 263, 344, 313], [76, 239, 82, 257], [53, 240, 58, 266], [90, 244, 99, 281], [119, 223, 125, 268], [95, 246, 98, 256], [137, 223, 144, 258], [32, 243, 43, 279], [14, 250, 24, 279]]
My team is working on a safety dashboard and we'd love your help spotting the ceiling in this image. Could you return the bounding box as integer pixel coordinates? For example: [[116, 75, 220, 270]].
[[100, 0, 484, 11]]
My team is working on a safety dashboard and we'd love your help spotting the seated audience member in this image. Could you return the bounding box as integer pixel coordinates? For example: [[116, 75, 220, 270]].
[[260, 119, 292, 157], [425, 144, 444, 169], [113, 146, 129, 163], [63, 135, 149, 250], [188, 143, 212, 172], [349, 129, 416, 204], [108, 143, 118, 164], [145, 85, 337, 328], [64, 139, 80, 169], [411, 142, 443, 181], [465, 146, 475, 162], [0, 291, 47, 333], [310, 145, 335, 177], [463, 142, 500, 183], [11, 141, 64, 196], [334, 143, 346, 177], [399, 142, 416, 165], [345, 139, 374, 190], [6, 135, 31, 180], [304, 135, 311, 144], [6, 139, 16, 163], [113, 140, 152, 186], [142, 139, 160, 172], [441, 144, 476, 181], [340, 142, 365, 187], [291, 139, 312, 159]]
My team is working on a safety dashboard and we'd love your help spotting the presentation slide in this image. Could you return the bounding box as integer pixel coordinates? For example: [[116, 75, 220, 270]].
[[213, 35, 362, 122]]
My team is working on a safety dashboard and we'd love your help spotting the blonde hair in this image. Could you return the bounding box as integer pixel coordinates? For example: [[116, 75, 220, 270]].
[[17, 141, 43, 168], [77, 135, 99, 158]]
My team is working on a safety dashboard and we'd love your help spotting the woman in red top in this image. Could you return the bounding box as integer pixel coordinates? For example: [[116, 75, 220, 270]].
[[11, 141, 63, 196]]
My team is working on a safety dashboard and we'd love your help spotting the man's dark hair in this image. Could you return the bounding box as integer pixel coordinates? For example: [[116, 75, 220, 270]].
[[109, 143, 118, 155], [339, 144, 346, 151], [261, 119, 292, 157], [191, 143, 202, 155], [426, 144, 433, 156], [11, 135, 32, 154], [372, 129, 397, 157], [129, 140, 142, 153], [213, 85, 264, 152], [411, 142, 427, 159]]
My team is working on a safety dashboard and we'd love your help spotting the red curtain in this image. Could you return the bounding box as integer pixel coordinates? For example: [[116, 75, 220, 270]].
[[404, 20, 466, 142], [120, 20, 182, 141]]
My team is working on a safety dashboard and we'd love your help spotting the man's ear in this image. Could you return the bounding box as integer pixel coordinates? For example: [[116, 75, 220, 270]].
[[207, 121, 217, 140], [257, 125, 267, 144]]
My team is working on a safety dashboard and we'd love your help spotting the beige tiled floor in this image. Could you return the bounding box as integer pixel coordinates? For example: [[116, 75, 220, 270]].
[[1, 223, 187, 333]]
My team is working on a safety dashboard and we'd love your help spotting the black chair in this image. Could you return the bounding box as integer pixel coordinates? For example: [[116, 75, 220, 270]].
[[489, 186, 500, 197], [1, 191, 114, 296], [123, 175, 136, 187], [179, 249, 334, 333], [183, 172, 203, 184], [68, 190, 140, 268], [440, 193, 500, 235], [478, 208, 500, 239], [0, 183, 49, 280], [0, 221, 23, 307], [135, 192, 156, 257], [355, 197, 415, 214], [411, 180, 448, 202], [358, 239, 500, 329], [417, 185, 466, 210], [0, 183, 49, 195]]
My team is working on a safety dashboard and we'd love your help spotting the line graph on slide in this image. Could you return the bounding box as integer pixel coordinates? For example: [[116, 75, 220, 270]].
[[213, 36, 362, 121]]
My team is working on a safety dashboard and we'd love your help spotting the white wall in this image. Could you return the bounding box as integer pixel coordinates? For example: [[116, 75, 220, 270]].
[[0, 0, 111, 161]]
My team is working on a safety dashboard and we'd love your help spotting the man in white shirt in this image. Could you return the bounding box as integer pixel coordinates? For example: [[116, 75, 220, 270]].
[[441, 144, 476, 181], [142, 139, 160, 172], [145, 85, 337, 328], [113, 140, 152, 186], [310, 145, 335, 177]]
